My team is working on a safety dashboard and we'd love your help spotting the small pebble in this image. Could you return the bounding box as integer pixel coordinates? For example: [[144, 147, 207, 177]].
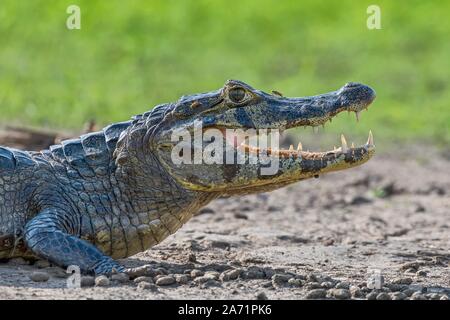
[[256, 291, 268, 300], [241, 269, 265, 280], [271, 273, 292, 285], [201, 279, 221, 288], [319, 275, 334, 283], [263, 268, 276, 279], [330, 289, 351, 299], [188, 253, 197, 263], [305, 282, 322, 290], [307, 274, 319, 282], [295, 274, 307, 281], [194, 274, 217, 284], [137, 282, 157, 291], [411, 292, 426, 300], [402, 288, 415, 297], [155, 276, 175, 286], [390, 292, 407, 300], [404, 268, 417, 274], [204, 271, 220, 280], [234, 213, 248, 220], [392, 277, 413, 285], [95, 275, 110, 287], [416, 270, 427, 277], [288, 278, 303, 287], [376, 292, 391, 300], [126, 265, 155, 278], [154, 267, 168, 275], [440, 295, 449, 300], [321, 281, 334, 289], [220, 269, 241, 281], [400, 262, 420, 271], [366, 292, 378, 300], [111, 273, 129, 283], [306, 289, 327, 299], [190, 269, 204, 278], [335, 282, 350, 289], [80, 276, 95, 287], [175, 274, 189, 284], [133, 276, 153, 284], [350, 285, 364, 298], [152, 274, 161, 281], [29, 271, 50, 282], [227, 268, 242, 279], [34, 260, 51, 268], [427, 293, 440, 300], [45, 267, 67, 278]]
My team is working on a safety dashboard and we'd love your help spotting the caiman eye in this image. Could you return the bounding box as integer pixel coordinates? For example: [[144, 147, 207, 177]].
[[229, 87, 247, 103]]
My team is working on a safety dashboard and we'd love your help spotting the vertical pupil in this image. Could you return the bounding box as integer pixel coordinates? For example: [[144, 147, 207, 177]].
[[230, 88, 246, 102]]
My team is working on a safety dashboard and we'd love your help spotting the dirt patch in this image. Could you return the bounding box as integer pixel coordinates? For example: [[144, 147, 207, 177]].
[[0, 131, 449, 299]]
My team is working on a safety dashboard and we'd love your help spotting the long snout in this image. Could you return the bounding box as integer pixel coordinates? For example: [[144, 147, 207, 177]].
[[243, 82, 376, 129]]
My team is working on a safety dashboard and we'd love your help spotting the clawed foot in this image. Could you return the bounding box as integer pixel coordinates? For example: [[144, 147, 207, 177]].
[[91, 258, 154, 279], [92, 257, 126, 275]]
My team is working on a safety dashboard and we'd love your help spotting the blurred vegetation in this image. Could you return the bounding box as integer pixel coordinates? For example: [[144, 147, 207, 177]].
[[0, 0, 449, 147]]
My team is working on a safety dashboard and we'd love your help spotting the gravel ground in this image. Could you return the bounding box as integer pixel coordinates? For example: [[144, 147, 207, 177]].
[[0, 145, 449, 300]]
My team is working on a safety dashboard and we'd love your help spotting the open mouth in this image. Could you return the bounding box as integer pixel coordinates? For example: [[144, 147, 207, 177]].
[[223, 111, 375, 162], [238, 130, 374, 160]]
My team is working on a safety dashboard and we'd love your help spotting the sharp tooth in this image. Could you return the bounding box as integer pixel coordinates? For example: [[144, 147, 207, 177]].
[[355, 111, 360, 122], [313, 127, 319, 134], [334, 146, 337, 151], [367, 130, 374, 146], [297, 142, 303, 151], [351, 142, 355, 148], [341, 134, 348, 153], [289, 145, 294, 151]]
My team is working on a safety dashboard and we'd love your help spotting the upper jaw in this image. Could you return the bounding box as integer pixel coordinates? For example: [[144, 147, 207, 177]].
[[266, 82, 376, 130]]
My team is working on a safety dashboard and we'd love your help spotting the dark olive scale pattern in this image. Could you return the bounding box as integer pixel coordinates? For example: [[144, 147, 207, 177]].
[[0, 104, 213, 274]]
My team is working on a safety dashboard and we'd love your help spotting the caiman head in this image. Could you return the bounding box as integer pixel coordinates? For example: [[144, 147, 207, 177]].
[[139, 80, 376, 195]]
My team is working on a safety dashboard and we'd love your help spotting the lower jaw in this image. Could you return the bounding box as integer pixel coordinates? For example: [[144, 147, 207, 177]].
[[235, 130, 375, 162]]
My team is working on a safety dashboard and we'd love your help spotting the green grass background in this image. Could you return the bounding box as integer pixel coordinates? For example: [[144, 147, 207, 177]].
[[0, 0, 449, 147]]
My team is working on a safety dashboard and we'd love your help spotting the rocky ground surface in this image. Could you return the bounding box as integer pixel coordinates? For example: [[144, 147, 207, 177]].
[[0, 132, 449, 299]]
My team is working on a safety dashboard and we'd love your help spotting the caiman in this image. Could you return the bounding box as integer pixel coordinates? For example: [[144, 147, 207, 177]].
[[0, 80, 376, 275]]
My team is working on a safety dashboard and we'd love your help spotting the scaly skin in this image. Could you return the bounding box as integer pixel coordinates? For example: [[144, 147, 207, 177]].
[[0, 80, 376, 275]]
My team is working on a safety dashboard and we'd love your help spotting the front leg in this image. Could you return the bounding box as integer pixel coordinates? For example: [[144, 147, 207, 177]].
[[24, 208, 125, 275]]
